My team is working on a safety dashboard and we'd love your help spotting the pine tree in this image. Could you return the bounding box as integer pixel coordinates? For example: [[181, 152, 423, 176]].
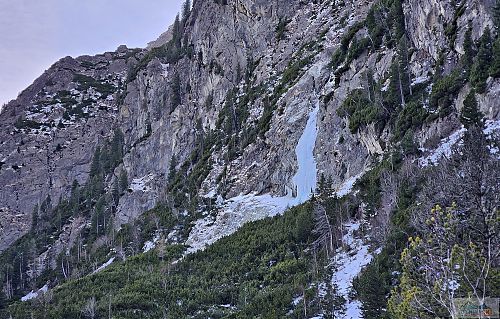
[[470, 27, 493, 93], [110, 128, 124, 168], [31, 204, 39, 232], [112, 179, 120, 205], [168, 155, 177, 183], [387, 59, 405, 109], [354, 259, 391, 319], [170, 73, 181, 112], [92, 196, 106, 236], [70, 180, 80, 214], [318, 174, 327, 194], [100, 144, 112, 174], [182, 0, 191, 24], [40, 195, 52, 217], [90, 147, 101, 177], [460, 89, 483, 128], [490, 36, 500, 78], [493, 0, 500, 31], [462, 22, 475, 72], [89, 174, 104, 200], [398, 36, 412, 97], [119, 169, 128, 193], [391, 0, 405, 41], [172, 14, 182, 49]]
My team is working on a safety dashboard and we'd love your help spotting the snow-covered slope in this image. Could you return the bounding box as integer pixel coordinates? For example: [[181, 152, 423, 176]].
[[332, 222, 379, 318]]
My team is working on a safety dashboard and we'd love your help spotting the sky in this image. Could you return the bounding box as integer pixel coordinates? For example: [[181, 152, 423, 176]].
[[0, 0, 183, 106]]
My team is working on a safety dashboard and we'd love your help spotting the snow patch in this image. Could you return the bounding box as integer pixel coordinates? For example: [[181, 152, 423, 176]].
[[336, 172, 365, 198], [332, 222, 377, 319], [419, 128, 466, 167], [143, 233, 161, 253], [419, 120, 500, 167], [92, 257, 115, 274], [143, 241, 155, 253], [21, 284, 48, 302], [161, 63, 170, 77], [484, 119, 500, 135], [381, 79, 390, 92], [411, 76, 429, 86], [129, 174, 155, 192], [203, 189, 217, 198], [185, 193, 294, 253]]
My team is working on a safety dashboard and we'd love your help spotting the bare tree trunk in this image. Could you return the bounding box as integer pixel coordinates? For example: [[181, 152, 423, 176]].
[[398, 67, 406, 107]]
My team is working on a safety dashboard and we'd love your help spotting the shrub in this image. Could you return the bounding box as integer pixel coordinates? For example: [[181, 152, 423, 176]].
[[337, 89, 382, 133], [394, 101, 427, 140], [428, 69, 465, 116]]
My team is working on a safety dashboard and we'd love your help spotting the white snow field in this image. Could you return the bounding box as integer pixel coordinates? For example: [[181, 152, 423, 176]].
[[186, 98, 320, 253]]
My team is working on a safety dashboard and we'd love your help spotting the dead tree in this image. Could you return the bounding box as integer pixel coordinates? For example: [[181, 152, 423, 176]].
[[312, 204, 334, 259]]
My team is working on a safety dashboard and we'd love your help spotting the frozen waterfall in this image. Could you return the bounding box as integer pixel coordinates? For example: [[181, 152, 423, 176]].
[[186, 97, 320, 253]]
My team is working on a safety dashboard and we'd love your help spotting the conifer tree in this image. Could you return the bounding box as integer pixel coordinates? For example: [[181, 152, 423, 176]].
[[119, 169, 128, 193], [387, 59, 405, 108], [391, 0, 405, 41], [70, 179, 80, 214], [170, 73, 181, 112], [493, 0, 500, 31], [31, 204, 39, 232], [490, 36, 500, 78], [462, 22, 475, 72], [168, 155, 177, 182], [112, 179, 120, 205], [172, 14, 182, 49], [470, 27, 493, 93], [398, 36, 412, 97], [110, 128, 124, 167], [90, 147, 101, 177], [182, 0, 191, 24], [460, 89, 483, 128]]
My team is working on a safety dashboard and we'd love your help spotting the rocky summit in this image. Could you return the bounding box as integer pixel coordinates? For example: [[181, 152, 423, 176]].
[[1, 0, 499, 318]]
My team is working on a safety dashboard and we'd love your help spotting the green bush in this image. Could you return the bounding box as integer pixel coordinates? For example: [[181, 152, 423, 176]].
[[337, 89, 382, 133], [428, 69, 465, 116], [394, 101, 427, 140], [73, 74, 116, 96], [14, 117, 41, 130], [276, 18, 291, 41]]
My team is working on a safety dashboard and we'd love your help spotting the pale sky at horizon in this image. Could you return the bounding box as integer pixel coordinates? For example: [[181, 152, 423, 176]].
[[0, 0, 183, 106]]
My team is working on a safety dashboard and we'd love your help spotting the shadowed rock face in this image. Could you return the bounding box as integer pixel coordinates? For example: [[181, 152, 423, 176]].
[[0, 0, 498, 272]]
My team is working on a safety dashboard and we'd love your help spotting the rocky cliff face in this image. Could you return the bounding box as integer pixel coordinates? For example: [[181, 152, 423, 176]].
[[0, 49, 135, 252], [1, 0, 499, 311]]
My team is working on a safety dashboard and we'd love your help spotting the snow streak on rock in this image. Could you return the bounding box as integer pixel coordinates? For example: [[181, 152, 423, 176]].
[[418, 128, 466, 167], [335, 172, 365, 198], [129, 174, 155, 192], [21, 284, 48, 302], [186, 100, 320, 253], [419, 119, 500, 167], [92, 257, 115, 274]]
